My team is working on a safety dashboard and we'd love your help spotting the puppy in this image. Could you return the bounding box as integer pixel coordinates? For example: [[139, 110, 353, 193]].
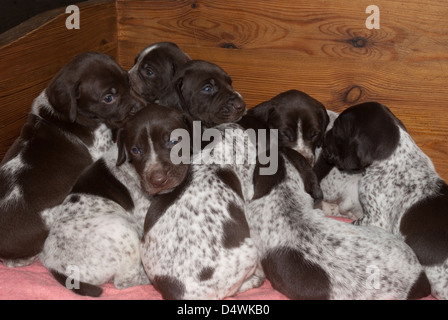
[[40, 105, 191, 297], [245, 99, 430, 298], [140, 123, 262, 299], [170, 60, 246, 127], [0, 52, 142, 267], [243, 89, 328, 202], [321, 102, 448, 299], [314, 110, 364, 219], [247, 89, 329, 165], [129, 42, 191, 104], [247, 90, 363, 218]]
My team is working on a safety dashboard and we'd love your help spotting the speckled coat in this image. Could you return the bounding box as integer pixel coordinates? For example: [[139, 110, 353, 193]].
[[246, 148, 430, 299], [140, 123, 262, 300], [355, 127, 448, 299], [40, 144, 151, 297]]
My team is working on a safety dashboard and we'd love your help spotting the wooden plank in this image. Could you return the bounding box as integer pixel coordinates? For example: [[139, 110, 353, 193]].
[[117, 0, 448, 63], [117, 0, 448, 180], [0, 0, 117, 161]]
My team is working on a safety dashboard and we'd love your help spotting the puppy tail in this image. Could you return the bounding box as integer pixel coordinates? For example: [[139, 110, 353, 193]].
[[50, 269, 103, 297], [407, 271, 431, 300]]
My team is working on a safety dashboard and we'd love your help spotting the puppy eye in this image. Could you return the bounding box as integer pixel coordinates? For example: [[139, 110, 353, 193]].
[[202, 84, 213, 93], [103, 94, 116, 104], [308, 131, 320, 141], [130, 147, 143, 155], [280, 128, 295, 142], [168, 137, 182, 148], [145, 68, 154, 76]]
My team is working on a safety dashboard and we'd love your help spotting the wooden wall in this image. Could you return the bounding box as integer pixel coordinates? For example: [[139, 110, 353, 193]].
[[0, 0, 117, 161], [117, 0, 448, 179], [0, 0, 447, 180]]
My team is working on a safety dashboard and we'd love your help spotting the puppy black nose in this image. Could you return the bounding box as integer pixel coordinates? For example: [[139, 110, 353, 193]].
[[149, 170, 168, 186], [228, 95, 246, 113]]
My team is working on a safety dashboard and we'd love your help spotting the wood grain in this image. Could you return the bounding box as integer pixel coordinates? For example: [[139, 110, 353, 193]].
[[0, 0, 117, 161], [117, 0, 448, 180]]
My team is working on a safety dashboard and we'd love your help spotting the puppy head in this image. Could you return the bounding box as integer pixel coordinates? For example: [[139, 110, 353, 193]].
[[129, 42, 191, 104], [175, 60, 246, 127], [46, 52, 143, 128], [322, 102, 402, 171], [248, 90, 329, 165], [116, 104, 191, 196]]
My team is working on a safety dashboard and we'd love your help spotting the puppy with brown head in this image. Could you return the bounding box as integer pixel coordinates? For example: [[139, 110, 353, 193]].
[[173, 60, 247, 127], [247, 89, 328, 165], [321, 102, 448, 298], [0, 52, 142, 266], [117, 104, 192, 196], [129, 42, 191, 105]]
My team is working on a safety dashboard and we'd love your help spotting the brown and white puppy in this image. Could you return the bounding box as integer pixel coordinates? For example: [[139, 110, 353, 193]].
[[141, 122, 261, 300], [172, 60, 246, 127], [0, 52, 142, 267], [245, 90, 362, 218], [41, 104, 190, 297], [116, 104, 192, 196], [247, 89, 328, 166], [129, 42, 191, 105], [320, 102, 448, 299], [244, 97, 430, 299]]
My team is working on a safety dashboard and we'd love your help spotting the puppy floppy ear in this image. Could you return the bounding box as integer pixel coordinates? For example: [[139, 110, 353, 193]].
[[316, 104, 330, 147], [247, 100, 277, 125], [354, 137, 376, 169], [181, 113, 194, 135], [116, 128, 128, 166], [46, 69, 80, 123], [175, 77, 188, 111]]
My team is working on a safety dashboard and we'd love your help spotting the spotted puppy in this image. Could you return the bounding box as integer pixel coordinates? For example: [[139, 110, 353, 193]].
[[246, 142, 430, 299], [314, 110, 364, 219], [0, 52, 141, 267], [321, 102, 448, 299], [40, 105, 191, 297], [248, 90, 363, 218], [129, 42, 191, 104], [140, 123, 261, 300]]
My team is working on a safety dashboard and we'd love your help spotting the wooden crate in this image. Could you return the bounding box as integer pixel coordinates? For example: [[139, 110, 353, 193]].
[[1, 0, 447, 180]]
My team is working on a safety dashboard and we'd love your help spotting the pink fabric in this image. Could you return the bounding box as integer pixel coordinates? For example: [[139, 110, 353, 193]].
[[0, 261, 288, 300], [0, 216, 435, 300]]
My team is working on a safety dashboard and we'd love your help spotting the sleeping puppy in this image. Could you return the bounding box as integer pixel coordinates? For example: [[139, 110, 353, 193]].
[[129, 42, 191, 104], [170, 60, 246, 127], [314, 110, 364, 219], [0, 52, 142, 267], [321, 102, 448, 299], [248, 90, 363, 218], [140, 123, 262, 299], [246, 137, 430, 299], [247, 89, 328, 166], [40, 105, 191, 297]]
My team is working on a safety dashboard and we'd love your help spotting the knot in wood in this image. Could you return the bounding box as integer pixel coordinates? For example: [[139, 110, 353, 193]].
[[349, 37, 367, 48], [345, 86, 363, 104]]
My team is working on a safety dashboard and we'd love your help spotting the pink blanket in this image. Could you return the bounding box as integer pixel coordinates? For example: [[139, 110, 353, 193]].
[[0, 217, 436, 300], [0, 261, 289, 300]]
